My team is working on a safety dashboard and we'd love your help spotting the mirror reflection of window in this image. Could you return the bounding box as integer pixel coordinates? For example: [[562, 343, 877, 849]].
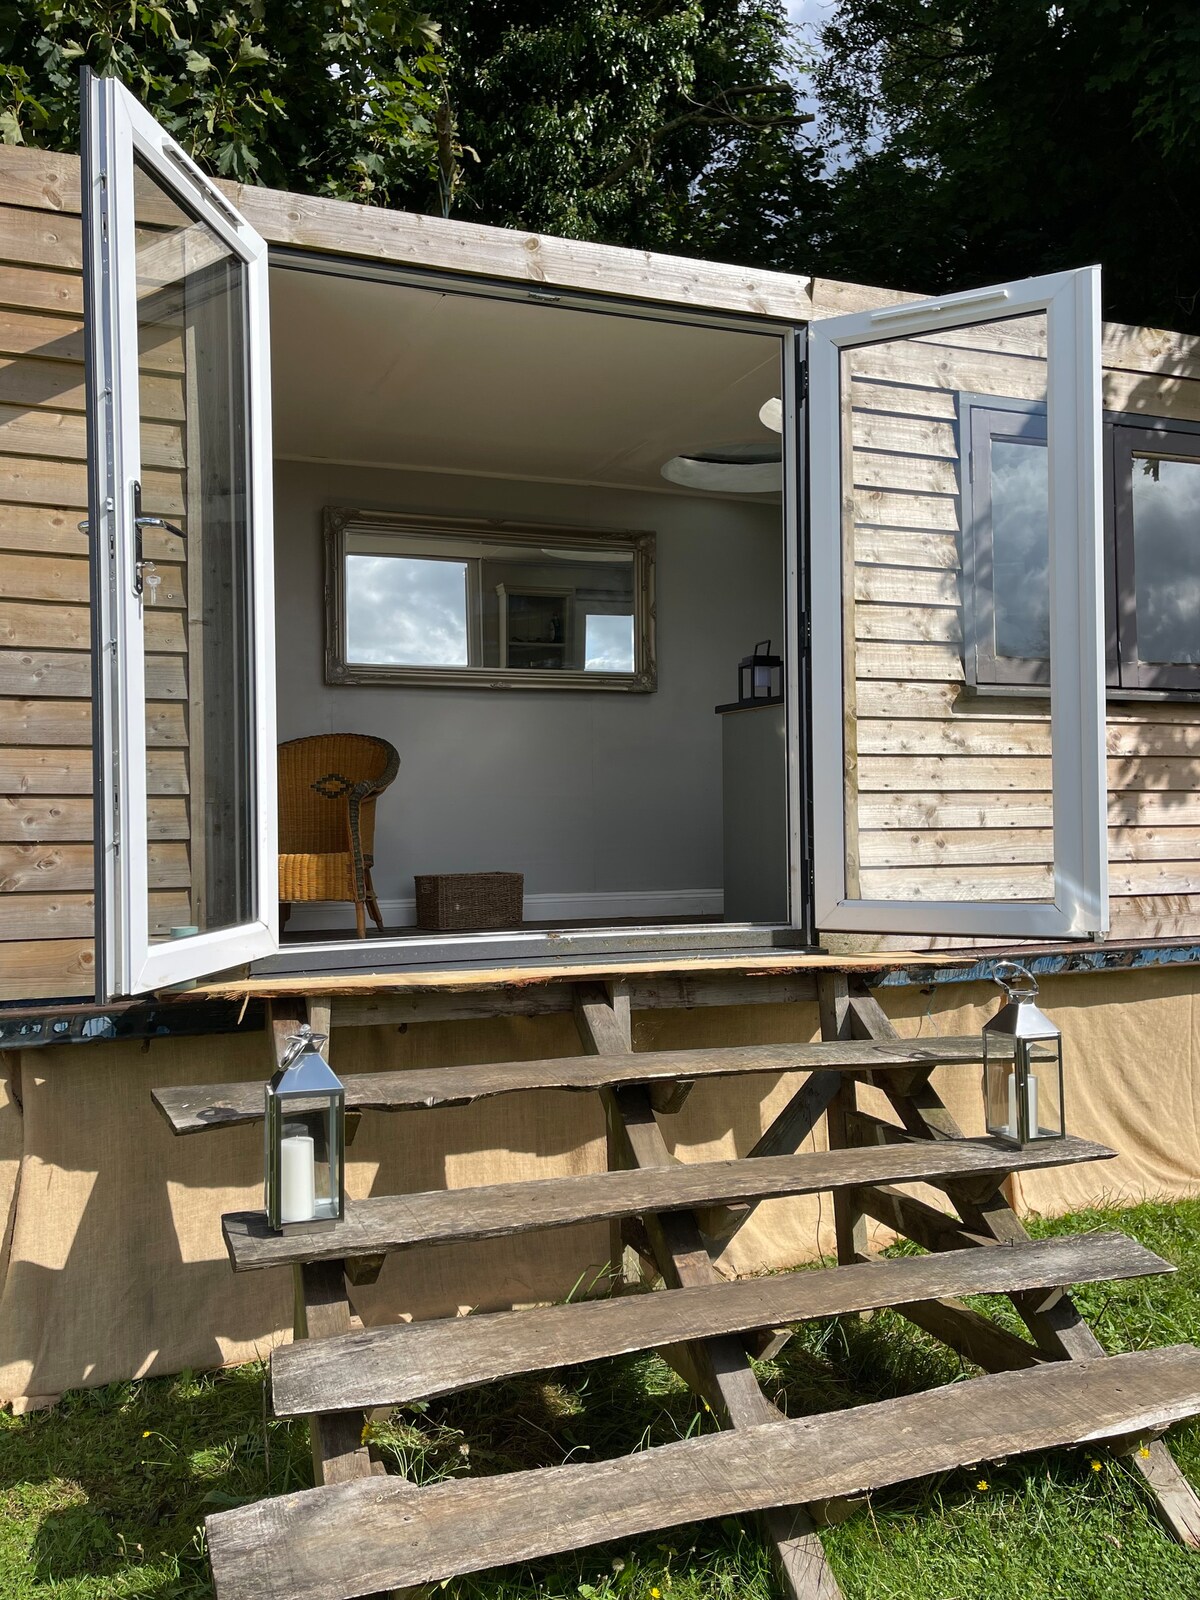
[[345, 554, 470, 666], [1131, 454, 1200, 665], [584, 612, 635, 672], [991, 437, 1050, 661], [331, 513, 654, 689]]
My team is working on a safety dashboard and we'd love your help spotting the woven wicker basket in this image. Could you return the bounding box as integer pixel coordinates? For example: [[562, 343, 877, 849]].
[[414, 871, 524, 931]]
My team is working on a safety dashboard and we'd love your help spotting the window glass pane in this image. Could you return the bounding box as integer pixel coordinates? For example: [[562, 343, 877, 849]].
[[345, 555, 470, 665], [584, 612, 635, 671], [1131, 454, 1200, 664], [134, 158, 254, 942], [992, 437, 1050, 660]]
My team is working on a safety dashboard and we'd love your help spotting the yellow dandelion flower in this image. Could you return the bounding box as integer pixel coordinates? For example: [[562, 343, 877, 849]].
[[651, 1590, 662, 1598], [360, 1423, 372, 1445], [1139, 1446, 1151, 1459], [976, 1479, 989, 1492], [1090, 1459, 1103, 1473], [142, 1430, 151, 1438]]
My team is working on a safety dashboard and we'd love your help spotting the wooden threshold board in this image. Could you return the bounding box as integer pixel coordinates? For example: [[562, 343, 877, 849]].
[[181, 948, 1002, 1004], [155, 1035, 996, 1136], [271, 1230, 1168, 1416], [223, 1135, 1114, 1271], [207, 1346, 1200, 1600]]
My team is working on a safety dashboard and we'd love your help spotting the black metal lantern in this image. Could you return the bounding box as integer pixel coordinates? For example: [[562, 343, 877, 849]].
[[738, 639, 783, 704], [982, 962, 1066, 1148], [265, 1023, 346, 1233]]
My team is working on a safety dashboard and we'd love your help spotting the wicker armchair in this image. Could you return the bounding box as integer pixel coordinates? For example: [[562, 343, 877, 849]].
[[278, 734, 400, 938]]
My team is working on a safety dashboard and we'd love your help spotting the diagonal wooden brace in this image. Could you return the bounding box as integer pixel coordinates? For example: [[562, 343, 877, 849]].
[[848, 978, 1200, 1548], [574, 983, 846, 1600]]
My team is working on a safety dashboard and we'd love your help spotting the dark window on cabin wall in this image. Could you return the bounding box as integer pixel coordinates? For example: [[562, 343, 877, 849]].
[[961, 398, 1200, 697]]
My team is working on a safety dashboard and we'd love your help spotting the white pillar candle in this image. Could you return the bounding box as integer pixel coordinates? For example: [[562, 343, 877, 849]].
[[280, 1133, 316, 1223], [1006, 1072, 1040, 1140]]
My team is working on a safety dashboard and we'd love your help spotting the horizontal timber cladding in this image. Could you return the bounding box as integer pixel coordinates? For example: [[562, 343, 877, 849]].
[[842, 304, 1200, 940], [0, 166, 198, 997], [0, 144, 1199, 994]]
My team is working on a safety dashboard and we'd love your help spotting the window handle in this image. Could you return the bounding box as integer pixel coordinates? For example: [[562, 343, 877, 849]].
[[132, 481, 185, 599]]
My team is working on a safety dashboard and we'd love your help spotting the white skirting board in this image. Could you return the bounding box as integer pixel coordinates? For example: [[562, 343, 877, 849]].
[[281, 888, 724, 932]]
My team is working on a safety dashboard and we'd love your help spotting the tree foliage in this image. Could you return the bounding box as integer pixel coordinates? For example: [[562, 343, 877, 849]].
[[1, 1, 1198, 333], [0, 0, 450, 200], [0, 1, 819, 268], [805, 0, 1200, 330], [433, 1, 820, 262]]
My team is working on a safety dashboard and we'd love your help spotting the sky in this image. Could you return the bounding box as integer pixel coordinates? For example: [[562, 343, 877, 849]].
[[786, 0, 829, 122]]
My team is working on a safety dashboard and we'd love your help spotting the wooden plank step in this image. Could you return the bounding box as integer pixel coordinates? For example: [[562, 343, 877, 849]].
[[223, 1135, 1115, 1272], [206, 1345, 1200, 1599], [272, 1230, 1169, 1416], [154, 1035, 998, 1135]]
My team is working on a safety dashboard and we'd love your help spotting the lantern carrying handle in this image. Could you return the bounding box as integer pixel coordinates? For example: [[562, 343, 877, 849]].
[[281, 1023, 329, 1068], [991, 960, 1039, 1001]]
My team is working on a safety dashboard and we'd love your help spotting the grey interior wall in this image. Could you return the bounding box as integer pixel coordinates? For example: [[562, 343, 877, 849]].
[[273, 461, 784, 919]]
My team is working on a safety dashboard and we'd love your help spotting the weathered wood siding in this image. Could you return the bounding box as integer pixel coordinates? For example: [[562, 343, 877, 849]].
[[0, 155, 192, 998]]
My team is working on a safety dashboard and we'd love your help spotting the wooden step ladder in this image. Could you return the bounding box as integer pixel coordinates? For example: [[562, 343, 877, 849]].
[[153, 974, 1200, 1600]]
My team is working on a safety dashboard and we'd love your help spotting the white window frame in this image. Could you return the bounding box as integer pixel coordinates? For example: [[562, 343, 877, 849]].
[[808, 268, 1108, 938], [84, 71, 277, 996]]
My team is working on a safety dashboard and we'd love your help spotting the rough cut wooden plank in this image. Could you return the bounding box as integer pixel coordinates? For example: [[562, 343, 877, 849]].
[[854, 528, 960, 571], [858, 828, 1055, 868], [207, 1347, 1200, 1600], [0, 356, 184, 424], [0, 840, 188, 892], [0, 745, 187, 795], [0, 146, 815, 321], [179, 948, 1034, 1007], [0, 206, 82, 271], [853, 488, 959, 531], [0, 263, 80, 316], [0, 697, 184, 746], [0, 452, 181, 512], [852, 413, 957, 459], [0, 793, 188, 842], [272, 1231, 1168, 1416], [154, 1036, 994, 1135], [0, 935, 93, 997], [857, 717, 1050, 758], [855, 603, 961, 645], [0, 403, 184, 468], [0, 891, 94, 938], [0, 502, 88, 556], [222, 1135, 1114, 1272], [859, 864, 1054, 901], [0, 598, 183, 654], [326, 972, 821, 1029], [854, 566, 959, 607], [858, 755, 1052, 793], [853, 451, 959, 496]]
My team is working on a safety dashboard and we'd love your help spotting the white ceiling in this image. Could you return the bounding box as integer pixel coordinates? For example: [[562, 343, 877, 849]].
[[269, 267, 783, 493]]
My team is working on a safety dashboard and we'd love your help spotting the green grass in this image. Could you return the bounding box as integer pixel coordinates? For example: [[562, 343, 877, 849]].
[[3, 1198, 1200, 1598]]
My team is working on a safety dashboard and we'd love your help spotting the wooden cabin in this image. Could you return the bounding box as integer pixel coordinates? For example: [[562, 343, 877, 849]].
[[2, 77, 1200, 1426]]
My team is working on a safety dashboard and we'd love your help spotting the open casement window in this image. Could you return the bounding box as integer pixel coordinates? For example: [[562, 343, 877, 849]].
[[808, 270, 1108, 939], [83, 72, 277, 997]]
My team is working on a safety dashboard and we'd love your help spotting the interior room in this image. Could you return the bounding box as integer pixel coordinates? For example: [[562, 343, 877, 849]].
[[267, 263, 793, 945]]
